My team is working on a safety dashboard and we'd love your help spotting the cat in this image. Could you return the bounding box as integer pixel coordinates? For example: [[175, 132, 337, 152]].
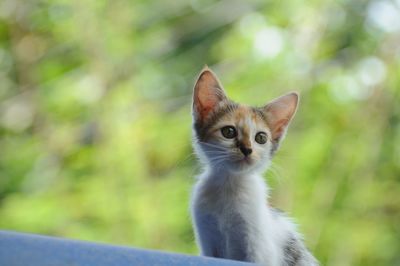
[[190, 67, 319, 266]]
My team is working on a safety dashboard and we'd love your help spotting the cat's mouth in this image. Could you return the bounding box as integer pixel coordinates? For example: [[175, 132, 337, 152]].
[[225, 156, 257, 173], [236, 156, 253, 165]]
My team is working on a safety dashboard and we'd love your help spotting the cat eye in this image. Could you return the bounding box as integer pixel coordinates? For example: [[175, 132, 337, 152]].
[[221, 126, 237, 139], [255, 132, 268, 144]]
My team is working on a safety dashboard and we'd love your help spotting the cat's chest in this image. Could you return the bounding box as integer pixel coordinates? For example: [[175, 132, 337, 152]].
[[197, 177, 266, 212], [199, 187, 262, 234]]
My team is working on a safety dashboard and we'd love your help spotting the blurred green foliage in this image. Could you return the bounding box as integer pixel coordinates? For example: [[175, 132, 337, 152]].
[[0, 0, 400, 265]]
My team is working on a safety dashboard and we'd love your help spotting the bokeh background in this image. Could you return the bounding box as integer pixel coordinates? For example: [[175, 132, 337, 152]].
[[0, 0, 399, 265]]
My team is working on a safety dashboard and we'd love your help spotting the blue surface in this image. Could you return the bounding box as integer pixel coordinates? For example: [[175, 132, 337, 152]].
[[0, 230, 255, 266]]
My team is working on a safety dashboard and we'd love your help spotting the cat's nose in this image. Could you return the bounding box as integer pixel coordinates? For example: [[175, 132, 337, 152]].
[[240, 146, 252, 157]]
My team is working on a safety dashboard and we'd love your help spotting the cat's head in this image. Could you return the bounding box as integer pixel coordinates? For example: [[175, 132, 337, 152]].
[[192, 67, 298, 174]]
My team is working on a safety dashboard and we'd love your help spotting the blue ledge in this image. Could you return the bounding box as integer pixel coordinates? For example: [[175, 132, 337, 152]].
[[0, 230, 255, 266]]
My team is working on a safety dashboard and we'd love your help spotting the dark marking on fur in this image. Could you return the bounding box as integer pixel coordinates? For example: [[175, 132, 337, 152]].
[[271, 207, 285, 217], [194, 101, 239, 141], [284, 236, 301, 266], [251, 107, 269, 126], [283, 236, 303, 266], [270, 140, 280, 156], [251, 107, 281, 156]]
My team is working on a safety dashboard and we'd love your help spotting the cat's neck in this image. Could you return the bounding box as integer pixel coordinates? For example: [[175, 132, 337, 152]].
[[208, 165, 264, 179], [195, 166, 270, 217], [201, 166, 269, 197]]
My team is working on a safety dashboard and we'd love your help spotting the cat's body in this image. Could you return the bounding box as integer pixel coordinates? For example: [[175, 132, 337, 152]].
[[191, 167, 317, 266], [190, 67, 318, 266]]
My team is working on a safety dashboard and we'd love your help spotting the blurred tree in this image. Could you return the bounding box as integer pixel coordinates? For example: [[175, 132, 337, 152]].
[[0, 0, 399, 265]]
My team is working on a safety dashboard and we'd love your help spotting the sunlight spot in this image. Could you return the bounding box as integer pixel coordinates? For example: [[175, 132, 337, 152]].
[[75, 75, 105, 104], [329, 75, 372, 103], [367, 0, 400, 32], [1, 97, 34, 132], [356, 56, 387, 87], [238, 12, 284, 59], [253, 27, 284, 59], [239, 12, 266, 38]]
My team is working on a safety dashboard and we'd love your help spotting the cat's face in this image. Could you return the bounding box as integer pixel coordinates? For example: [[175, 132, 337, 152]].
[[192, 67, 298, 174]]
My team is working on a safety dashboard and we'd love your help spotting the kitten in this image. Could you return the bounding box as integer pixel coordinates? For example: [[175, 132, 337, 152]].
[[190, 67, 319, 266]]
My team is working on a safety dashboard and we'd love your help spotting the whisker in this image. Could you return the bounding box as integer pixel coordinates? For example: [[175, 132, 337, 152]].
[[201, 150, 232, 157], [201, 149, 231, 155], [208, 153, 229, 157], [212, 159, 226, 172], [268, 162, 283, 183], [209, 156, 230, 162], [197, 141, 229, 151]]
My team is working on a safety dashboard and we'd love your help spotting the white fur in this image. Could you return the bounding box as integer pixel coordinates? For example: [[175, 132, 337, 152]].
[[192, 170, 286, 265], [190, 112, 318, 266]]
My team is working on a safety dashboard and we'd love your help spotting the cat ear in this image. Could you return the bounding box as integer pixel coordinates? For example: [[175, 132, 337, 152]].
[[192, 67, 227, 122], [264, 92, 299, 142]]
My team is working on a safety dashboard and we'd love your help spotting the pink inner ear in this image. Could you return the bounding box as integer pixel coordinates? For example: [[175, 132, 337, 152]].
[[264, 92, 299, 141], [270, 119, 289, 141], [193, 69, 226, 122], [196, 93, 219, 121]]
